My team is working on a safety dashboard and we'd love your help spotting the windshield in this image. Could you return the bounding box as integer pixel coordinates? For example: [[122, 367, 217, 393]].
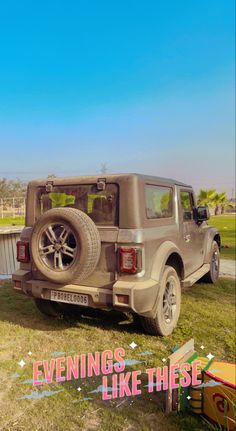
[[37, 184, 119, 226]]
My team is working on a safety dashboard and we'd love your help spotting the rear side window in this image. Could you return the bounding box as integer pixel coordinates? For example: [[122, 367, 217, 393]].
[[145, 185, 173, 219], [37, 184, 119, 226]]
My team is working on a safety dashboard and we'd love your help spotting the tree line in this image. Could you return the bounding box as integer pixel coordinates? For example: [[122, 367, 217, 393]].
[[0, 178, 27, 199], [0, 178, 233, 216], [197, 189, 232, 215]]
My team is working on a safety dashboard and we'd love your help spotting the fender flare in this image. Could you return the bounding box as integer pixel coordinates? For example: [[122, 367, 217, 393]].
[[151, 240, 184, 283]]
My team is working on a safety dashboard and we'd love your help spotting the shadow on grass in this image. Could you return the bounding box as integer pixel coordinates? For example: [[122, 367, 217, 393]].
[[0, 278, 234, 334], [0, 281, 144, 334]]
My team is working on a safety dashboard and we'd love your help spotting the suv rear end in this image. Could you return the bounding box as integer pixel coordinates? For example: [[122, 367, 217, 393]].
[[12, 174, 148, 315]]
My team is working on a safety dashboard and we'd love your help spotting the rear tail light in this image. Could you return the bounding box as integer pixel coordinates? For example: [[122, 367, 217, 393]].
[[17, 241, 30, 263], [119, 247, 137, 273]]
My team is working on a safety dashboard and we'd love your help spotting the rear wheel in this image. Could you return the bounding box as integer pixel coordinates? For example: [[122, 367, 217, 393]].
[[34, 298, 83, 318], [140, 265, 181, 336], [34, 298, 63, 317]]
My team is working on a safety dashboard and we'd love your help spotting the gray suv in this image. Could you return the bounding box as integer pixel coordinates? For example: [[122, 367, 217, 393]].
[[12, 174, 220, 336]]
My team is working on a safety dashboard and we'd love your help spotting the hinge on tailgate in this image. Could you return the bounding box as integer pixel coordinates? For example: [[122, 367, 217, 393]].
[[97, 178, 106, 191], [45, 181, 54, 192]]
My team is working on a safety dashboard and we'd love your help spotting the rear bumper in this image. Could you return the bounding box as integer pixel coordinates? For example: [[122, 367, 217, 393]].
[[12, 270, 159, 318]]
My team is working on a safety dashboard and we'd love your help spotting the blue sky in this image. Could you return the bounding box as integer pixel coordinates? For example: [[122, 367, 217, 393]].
[[0, 0, 235, 195]]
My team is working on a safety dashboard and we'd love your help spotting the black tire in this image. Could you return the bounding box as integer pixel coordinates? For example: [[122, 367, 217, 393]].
[[202, 240, 220, 283], [35, 298, 82, 318], [34, 298, 63, 317], [30, 207, 101, 284], [140, 265, 181, 336]]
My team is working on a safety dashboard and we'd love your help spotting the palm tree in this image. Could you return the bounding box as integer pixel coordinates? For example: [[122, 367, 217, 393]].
[[212, 192, 231, 215], [198, 189, 231, 215], [197, 189, 216, 208], [213, 193, 223, 215]]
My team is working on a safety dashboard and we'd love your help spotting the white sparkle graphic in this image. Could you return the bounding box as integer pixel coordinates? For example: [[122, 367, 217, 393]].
[[162, 358, 166, 363], [207, 353, 214, 361], [200, 345, 205, 350], [77, 387, 82, 392], [129, 342, 137, 349], [18, 360, 26, 368], [28, 351, 32, 356], [187, 395, 191, 400]]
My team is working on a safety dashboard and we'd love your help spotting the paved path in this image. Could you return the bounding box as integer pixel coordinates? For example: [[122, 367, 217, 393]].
[[220, 259, 236, 279]]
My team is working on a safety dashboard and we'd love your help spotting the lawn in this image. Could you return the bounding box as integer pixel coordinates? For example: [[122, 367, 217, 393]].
[[209, 214, 235, 259], [0, 214, 234, 260], [0, 217, 24, 226], [0, 279, 235, 431]]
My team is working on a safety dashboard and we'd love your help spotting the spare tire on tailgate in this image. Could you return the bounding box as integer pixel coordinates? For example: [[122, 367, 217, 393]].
[[30, 207, 101, 284]]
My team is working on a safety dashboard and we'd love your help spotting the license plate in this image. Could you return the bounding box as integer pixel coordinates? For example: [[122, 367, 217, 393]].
[[50, 290, 88, 306]]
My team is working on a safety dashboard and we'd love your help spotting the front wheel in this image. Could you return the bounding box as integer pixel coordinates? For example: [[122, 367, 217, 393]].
[[140, 265, 181, 336], [202, 240, 220, 283]]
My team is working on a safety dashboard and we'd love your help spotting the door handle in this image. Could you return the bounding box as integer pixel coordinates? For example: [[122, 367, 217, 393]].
[[184, 234, 191, 242]]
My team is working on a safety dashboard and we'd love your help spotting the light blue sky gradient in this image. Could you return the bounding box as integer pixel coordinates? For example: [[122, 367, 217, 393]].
[[0, 0, 235, 195]]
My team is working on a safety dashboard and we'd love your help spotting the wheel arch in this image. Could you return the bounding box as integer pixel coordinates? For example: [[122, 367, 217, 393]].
[[166, 252, 184, 280], [213, 233, 221, 249], [151, 241, 185, 283]]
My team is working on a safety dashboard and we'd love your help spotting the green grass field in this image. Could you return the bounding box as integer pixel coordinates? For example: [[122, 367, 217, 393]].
[[209, 214, 235, 259], [1, 214, 234, 260], [0, 279, 235, 431], [0, 217, 24, 226]]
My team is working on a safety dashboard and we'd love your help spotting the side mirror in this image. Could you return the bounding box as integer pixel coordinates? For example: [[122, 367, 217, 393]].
[[196, 206, 210, 223]]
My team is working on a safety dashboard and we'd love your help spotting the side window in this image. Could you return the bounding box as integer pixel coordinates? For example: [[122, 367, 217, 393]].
[[180, 191, 194, 221], [145, 185, 173, 219]]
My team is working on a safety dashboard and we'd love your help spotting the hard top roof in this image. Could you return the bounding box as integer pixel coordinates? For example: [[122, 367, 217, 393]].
[[28, 173, 191, 188], [126, 173, 191, 187]]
